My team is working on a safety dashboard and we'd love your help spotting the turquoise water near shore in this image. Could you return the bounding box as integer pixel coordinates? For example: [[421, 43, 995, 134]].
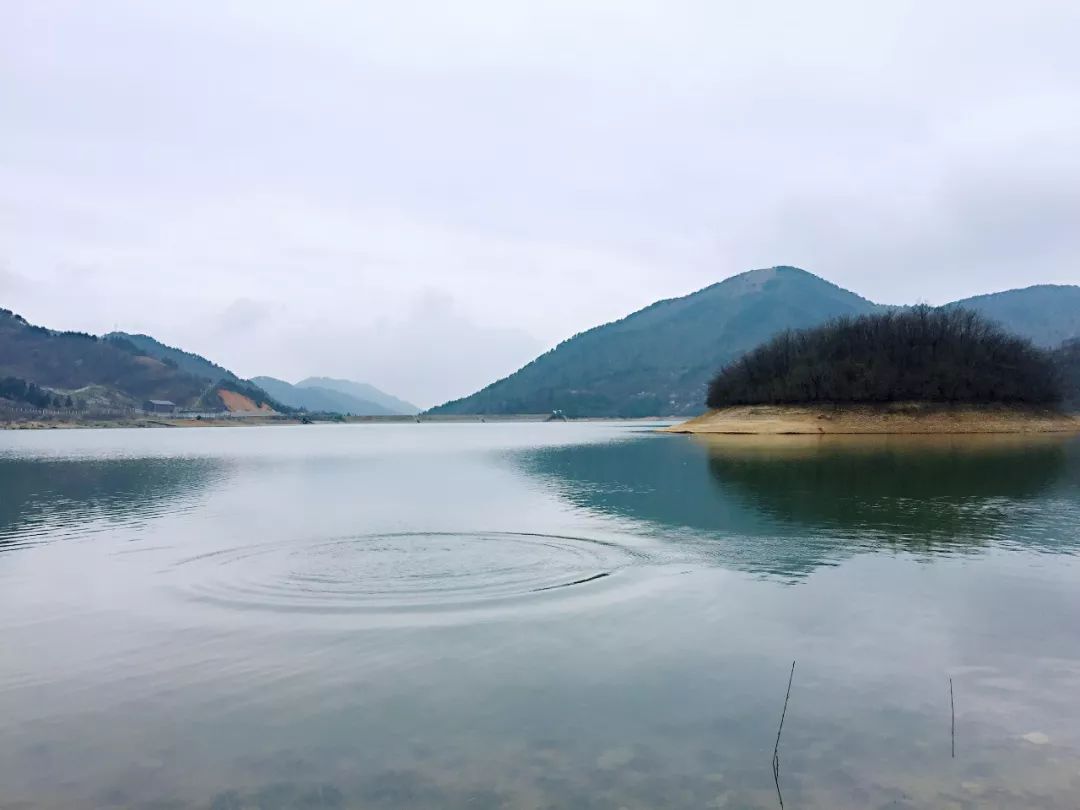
[[1, 424, 1079, 809]]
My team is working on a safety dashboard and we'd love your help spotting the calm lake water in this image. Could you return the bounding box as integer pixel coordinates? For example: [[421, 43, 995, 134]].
[[1, 423, 1079, 809]]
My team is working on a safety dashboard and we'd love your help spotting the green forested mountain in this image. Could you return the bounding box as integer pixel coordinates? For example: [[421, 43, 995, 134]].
[[1, 309, 209, 406], [1055, 340, 1080, 411], [104, 332, 287, 411], [430, 268, 1080, 417], [0, 310, 286, 412], [5, 308, 395, 416], [106, 332, 240, 383], [251, 376, 399, 415], [431, 267, 880, 417], [949, 286, 1080, 348]]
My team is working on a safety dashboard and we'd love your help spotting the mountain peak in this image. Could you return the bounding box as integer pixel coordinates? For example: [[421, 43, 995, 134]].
[[431, 266, 878, 417], [698, 266, 853, 300], [724, 265, 850, 288], [737, 264, 809, 277]]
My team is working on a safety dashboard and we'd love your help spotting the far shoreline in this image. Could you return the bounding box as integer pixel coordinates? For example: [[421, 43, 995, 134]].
[[0, 413, 647, 430], [664, 403, 1080, 435]]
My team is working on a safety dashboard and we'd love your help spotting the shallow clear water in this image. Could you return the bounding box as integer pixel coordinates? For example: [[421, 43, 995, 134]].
[[1, 423, 1079, 809]]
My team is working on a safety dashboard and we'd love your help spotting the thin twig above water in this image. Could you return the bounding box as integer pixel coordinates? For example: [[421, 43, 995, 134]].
[[773, 660, 796, 809]]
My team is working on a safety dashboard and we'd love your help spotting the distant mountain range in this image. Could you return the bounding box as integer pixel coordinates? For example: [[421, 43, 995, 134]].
[[430, 267, 1080, 417], [251, 377, 417, 416], [110, 334, 416, 416], [2, 315, 414, 416], [5, 267, 1077, 419]]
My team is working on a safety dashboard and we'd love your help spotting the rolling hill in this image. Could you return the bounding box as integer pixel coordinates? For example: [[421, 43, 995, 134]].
[[103, 332, 287, 412], [1, 311, 286, 413], [429, 267, 1080, 418], [5, 311, 405, 417], [948, 285, 1080, 348], [1, 309, 210, 408]]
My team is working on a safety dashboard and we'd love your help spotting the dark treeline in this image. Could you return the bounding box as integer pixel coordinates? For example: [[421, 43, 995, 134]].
[[1054, 339, 1080, 410], [104, 335, 143, 354], [106, 335, 180, 370], [0, 376, 73, 409], [707, 306, 1062, 408]]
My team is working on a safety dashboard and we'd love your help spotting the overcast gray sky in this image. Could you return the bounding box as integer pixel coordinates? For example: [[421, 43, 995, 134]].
[[2, 1, 1079, 407]]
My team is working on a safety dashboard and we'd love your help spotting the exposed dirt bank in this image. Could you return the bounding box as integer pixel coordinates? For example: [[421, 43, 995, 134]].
[[664, 404, 1080, 435], [217, 389, 274, 413]]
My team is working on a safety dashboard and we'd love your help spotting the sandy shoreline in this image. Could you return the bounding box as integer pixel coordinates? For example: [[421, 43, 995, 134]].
[[6, 406, 1076, 433], [664, 404, 1080, 435]]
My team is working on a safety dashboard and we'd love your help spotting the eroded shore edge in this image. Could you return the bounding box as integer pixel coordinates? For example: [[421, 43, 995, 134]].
[[664, 405, 1080, 435]]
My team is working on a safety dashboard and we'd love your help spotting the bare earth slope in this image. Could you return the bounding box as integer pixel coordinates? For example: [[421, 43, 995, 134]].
[[665, 404, 1080, 435]]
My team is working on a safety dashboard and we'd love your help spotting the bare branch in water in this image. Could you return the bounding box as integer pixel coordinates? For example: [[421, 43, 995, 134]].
[[773, 660, 796, 809], [950, 677, 956, 759]]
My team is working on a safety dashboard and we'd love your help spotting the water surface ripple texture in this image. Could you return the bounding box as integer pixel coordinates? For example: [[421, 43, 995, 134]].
[[169, 530, 645, 619], [1, 424, 1079, 809]]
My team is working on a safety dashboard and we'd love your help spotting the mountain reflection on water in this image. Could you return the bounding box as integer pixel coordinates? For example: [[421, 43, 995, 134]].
[[0, 456, 224, 552], [518, 432, 1080, 577], [1, 424, 1080, 809]]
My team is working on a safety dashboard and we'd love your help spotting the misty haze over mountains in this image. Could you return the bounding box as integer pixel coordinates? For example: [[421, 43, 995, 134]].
[[3, 267, 1079, 417], [251, 377, 418, 416], [0, 315, 414, 416]]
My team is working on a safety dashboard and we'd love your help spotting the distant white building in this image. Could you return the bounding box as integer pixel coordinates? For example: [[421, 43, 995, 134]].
[[143, 399, 176, 414]]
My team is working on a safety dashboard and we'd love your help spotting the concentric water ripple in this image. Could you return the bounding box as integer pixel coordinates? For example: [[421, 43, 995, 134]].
[[169, 531, 649, 619]]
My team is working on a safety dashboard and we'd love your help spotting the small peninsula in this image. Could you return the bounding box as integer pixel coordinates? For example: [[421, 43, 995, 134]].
[[668, 307, 1080, 435]]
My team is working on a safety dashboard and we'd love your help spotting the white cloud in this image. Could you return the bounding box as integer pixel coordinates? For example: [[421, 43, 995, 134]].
[[2, 0, 1078, 404]]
